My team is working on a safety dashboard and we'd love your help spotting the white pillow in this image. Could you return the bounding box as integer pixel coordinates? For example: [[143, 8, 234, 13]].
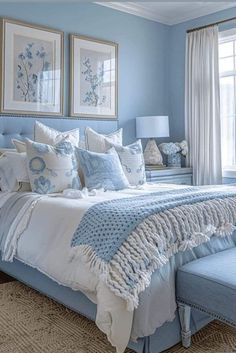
[[85, 127, 123, 153], [5, 151, 30, 183], [13, 128, 85, 187], [26, 139, 81, 194], [13, 136, 85, 153], [0, 155, 30, 192], [12, 139, 85, 154], [34, 121, 80, 147], [12, 139, 26, 153], [107, 140, 146, 186], [0, 148, 17, 155]]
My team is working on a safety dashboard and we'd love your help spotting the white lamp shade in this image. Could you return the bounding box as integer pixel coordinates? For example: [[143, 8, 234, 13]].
[[136, 116, 169, 138]]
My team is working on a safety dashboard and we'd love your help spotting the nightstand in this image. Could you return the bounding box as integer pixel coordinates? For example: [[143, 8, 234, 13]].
[[146, 167, 193, 185]]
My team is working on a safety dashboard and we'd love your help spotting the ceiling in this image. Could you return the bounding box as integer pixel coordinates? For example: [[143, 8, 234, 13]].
[[97, 2, 236, 25]]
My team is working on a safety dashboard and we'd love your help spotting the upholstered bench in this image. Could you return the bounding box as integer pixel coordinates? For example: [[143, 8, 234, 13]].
[[176, 247, 236, 348]]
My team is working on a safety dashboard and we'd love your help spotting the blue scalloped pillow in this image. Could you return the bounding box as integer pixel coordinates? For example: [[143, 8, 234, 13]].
[[77, 147, 130, 191], [26, 139, 81, 194]]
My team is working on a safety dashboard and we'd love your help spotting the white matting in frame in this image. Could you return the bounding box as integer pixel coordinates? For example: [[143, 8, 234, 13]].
[[1, 18, 64, 115], [70, 35, 117, 119]]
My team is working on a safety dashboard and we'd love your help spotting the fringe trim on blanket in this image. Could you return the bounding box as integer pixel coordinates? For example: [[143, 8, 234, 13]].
[[71, 197, 236, 311]]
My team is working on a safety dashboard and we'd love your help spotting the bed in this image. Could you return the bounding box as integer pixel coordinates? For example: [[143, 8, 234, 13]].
[[0, 116, 235, 353]]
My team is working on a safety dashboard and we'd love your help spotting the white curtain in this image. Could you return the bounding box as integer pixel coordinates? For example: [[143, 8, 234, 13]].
[[185, 25, 222, 185]]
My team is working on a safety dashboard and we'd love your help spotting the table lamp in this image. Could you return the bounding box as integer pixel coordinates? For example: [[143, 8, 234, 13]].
[[136, 116, 169, 165]]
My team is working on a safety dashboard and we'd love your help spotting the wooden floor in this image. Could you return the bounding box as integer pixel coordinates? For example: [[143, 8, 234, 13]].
[[0, 271, 15, 284]]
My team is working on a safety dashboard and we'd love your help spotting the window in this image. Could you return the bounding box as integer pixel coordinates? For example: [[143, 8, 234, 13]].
[[219, 29, 236, 171]]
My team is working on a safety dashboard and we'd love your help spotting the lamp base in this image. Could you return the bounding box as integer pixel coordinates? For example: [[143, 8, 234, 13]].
[[144, 139, 163, 165]]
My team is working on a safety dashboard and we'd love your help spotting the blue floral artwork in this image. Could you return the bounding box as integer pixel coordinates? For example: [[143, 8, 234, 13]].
[[14, 35, 53, 104], [80, 48, 111, 109]]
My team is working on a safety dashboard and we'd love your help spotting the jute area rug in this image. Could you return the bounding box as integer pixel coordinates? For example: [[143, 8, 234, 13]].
[[0, 281, 235, 353]]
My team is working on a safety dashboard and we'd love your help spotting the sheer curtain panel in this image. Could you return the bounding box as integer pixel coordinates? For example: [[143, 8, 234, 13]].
[[185, 25, 222, 185]]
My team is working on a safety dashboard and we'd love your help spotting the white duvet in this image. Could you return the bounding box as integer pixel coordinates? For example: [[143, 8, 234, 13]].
[[0, 183, 184, 353]]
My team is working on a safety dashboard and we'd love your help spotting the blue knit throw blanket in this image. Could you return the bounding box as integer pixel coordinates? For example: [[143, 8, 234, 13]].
[[71, 186, 236, 309]]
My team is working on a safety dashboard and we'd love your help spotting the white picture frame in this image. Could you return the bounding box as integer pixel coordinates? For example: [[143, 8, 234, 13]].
[[0, 18, 64, 116], [70, 34, 118, 119]]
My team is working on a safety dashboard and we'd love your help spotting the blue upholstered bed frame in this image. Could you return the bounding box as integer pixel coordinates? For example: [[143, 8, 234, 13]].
[[0, 116, 118, 147], [0, 116, 211, 353]]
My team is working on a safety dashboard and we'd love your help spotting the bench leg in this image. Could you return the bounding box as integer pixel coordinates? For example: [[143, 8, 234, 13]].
[[178, 302, 192, 348]]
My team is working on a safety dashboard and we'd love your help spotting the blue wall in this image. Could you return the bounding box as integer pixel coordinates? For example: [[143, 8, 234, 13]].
[[0, 2, 169, 144], [169, 7, 236, 141], [2, 3, 236, 146]]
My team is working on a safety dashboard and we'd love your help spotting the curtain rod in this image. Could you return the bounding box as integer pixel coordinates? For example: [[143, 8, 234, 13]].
[[187, 16, 236, 33]]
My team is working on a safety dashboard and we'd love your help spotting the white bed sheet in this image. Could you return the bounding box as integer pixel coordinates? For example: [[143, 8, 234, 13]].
[[0, 184, 184, 353]]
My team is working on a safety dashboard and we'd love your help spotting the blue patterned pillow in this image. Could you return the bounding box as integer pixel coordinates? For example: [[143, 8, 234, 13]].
[[106, 140, 146, 186], [26, 139, 81, 194], [76, 147, 130, 191]]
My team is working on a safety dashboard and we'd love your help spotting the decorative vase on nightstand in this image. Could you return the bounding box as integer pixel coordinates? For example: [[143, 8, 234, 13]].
[[167, 153, 181, 168], [159, 140, 188, 168]]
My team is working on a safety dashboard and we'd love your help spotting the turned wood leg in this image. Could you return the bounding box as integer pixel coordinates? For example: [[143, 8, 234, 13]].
[[178, 302, 192, 348]]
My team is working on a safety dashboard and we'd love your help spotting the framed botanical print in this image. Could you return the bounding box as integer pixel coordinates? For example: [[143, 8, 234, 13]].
[[70, 34, 118, 119], [0, 18, 64, 115]]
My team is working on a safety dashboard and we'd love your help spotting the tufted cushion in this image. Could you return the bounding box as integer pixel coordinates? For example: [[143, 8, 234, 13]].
[[177, 247, 236, 326], [77, 147, 129, 191], [0, 116, 118, 150], [26, 139, 81, 194], [0, 118, 32, 148]]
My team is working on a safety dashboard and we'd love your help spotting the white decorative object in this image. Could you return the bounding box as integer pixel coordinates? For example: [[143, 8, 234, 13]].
[[136, 116, 170, 165], [143, 139, 163, 165], [177, 140, 188, 156]]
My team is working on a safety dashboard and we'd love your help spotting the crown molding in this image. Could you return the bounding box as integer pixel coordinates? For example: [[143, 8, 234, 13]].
[[96, 2, 170, 25], [96, 2, 236, 26], [96, 2, 169, 24], [171, 3, 236, 25]]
